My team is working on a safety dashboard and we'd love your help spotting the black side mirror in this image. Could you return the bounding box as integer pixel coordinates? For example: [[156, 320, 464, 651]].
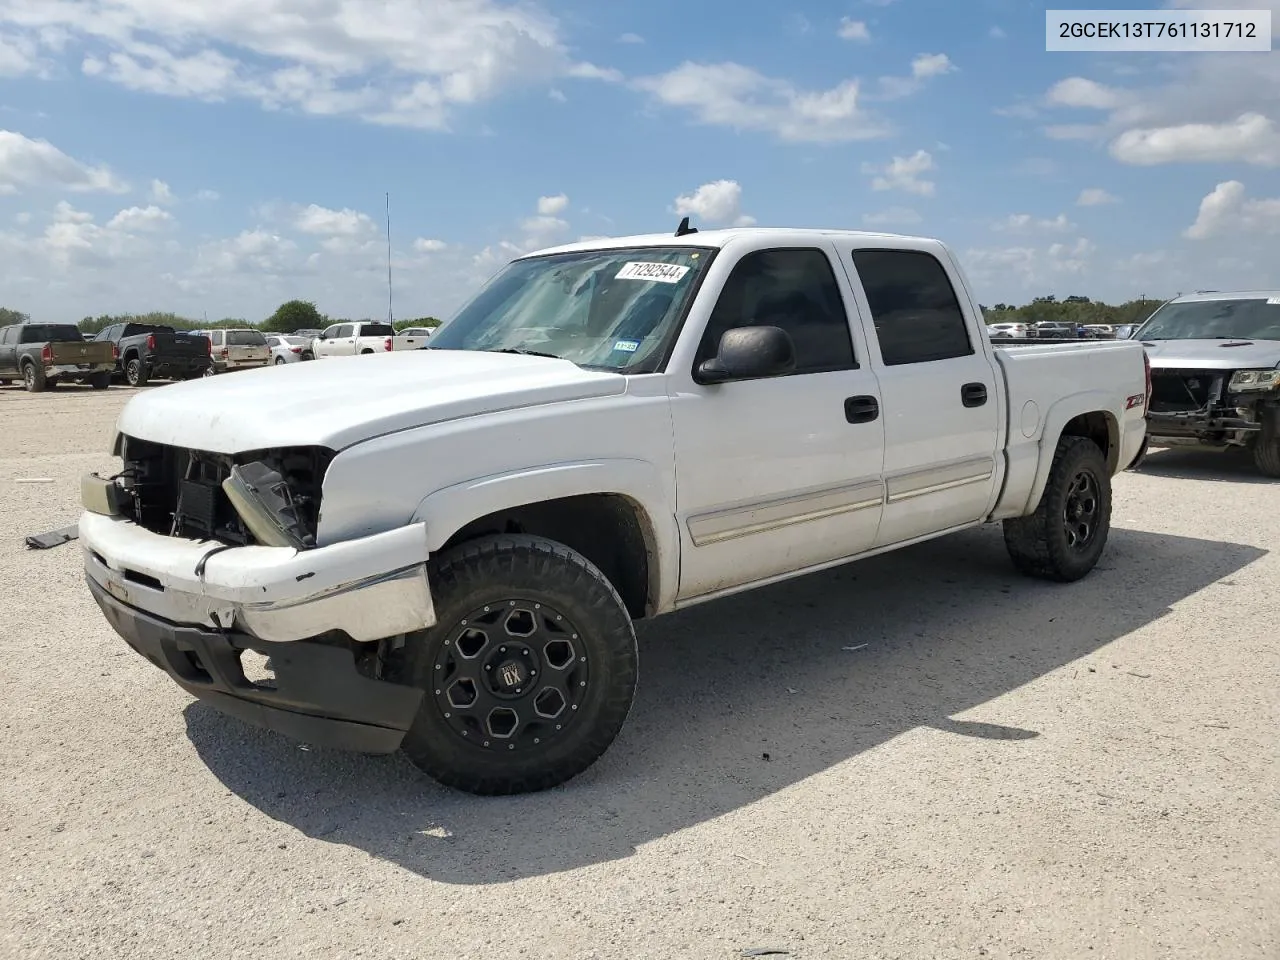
[[695, 325, 796, 384]]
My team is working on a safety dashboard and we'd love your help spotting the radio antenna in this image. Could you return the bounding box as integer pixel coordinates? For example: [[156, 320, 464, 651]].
[[386, 192, 394, 326]]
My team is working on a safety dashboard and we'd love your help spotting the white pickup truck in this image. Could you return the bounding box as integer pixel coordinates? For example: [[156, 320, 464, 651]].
[[311, 321, 399, 358], [79, 226, 1149, 796]]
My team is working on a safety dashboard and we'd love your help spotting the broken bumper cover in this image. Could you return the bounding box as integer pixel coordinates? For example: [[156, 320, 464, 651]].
[[87, 577, 424, 753], [79, 511, 437, 644], [1145, 408, 1263, 441]]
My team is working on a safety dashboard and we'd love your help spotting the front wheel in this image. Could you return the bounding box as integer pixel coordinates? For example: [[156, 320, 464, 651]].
[[1003, 435, 1112, 582], [1253, 417, 1280, 478], [395, 534, 638, 796]]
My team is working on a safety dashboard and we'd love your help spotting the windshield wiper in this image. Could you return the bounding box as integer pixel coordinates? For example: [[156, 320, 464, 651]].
[[492, 348, 561, 360]]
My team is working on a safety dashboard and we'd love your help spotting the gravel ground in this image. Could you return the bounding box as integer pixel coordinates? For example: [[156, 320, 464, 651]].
[[1, 383, 1277, 960]]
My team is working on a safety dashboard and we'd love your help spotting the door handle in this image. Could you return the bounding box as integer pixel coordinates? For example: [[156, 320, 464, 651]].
[[961, 382, 988, 407], [844, 395, 879, 424]]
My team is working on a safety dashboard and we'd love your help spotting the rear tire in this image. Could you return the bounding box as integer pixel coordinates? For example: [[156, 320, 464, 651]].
[[1003, 435, 1112, 583], [21, 361, 45, 393], [360, 349, 374, 355], [90, 371, 111, 390], [274, 356, 286, 365], [395, 534, 638, 796], [125, 356, 148, 386], [1253, 418, 1280, 478]]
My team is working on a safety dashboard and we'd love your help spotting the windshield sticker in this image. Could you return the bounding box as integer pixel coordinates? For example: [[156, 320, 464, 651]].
[[613, 339, 640, 353], [615, 261, 690, 283], [1267, 297, 1280, 305]]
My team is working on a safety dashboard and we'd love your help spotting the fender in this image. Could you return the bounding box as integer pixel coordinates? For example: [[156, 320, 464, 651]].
[[410, 458, 681, 614], [1019, 390, 1120, 516]]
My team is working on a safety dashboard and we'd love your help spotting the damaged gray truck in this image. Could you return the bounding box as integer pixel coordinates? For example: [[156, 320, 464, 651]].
[[1138, 290, 1280, 477]]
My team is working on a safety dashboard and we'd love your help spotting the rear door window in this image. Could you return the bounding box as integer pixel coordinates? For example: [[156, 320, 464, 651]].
[[850, 249, 974, 366]]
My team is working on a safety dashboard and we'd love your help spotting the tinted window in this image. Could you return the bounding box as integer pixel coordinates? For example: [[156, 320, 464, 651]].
[[320, 325, 337, 339], [335, 324, 354, 338], [697, 248, 856, 374], [360, 323, 394, 337], [227, 330, 267, 346], [852, 250, 974, 366], [20, 324, 83, 343]]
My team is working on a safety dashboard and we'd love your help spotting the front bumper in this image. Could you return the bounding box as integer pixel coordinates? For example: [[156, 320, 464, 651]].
[[80, 511, 437, 644], [1145, 408, 1263, 442], [88, 576, 424, 753]]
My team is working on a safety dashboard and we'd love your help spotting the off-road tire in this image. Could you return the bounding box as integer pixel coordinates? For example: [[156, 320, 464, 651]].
[[1003, 435, 1111, 582], [89, 371, 111, 390], [21, 360, 45, 393], [1253, 418, 1280, 478], [125, 356, 148, 386], [396, 534, 638, 796]]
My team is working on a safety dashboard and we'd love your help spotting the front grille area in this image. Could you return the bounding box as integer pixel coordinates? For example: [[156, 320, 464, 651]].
[[1149, 369, 1226, 412], [118, 436, 333, 546]]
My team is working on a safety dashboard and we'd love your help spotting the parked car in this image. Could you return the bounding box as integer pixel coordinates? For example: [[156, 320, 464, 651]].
[[94, 322, 211, 385], [267, 334, 314, 364], [0, 322, 116, 392], [195, 328, 271, 376], [397, 326, 435, 349], [292, 328, 324, 340], [1135, 290, 1280, 476], [311, 321, 397, 358], [1086, 324, 1115, 339], [986, 321, 1031, 339], [79, 226, 1149, 796], [1034, 321, 1075, 339]]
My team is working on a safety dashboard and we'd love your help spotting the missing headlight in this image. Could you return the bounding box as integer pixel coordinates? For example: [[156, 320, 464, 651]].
[[223, 461, 315, 549]]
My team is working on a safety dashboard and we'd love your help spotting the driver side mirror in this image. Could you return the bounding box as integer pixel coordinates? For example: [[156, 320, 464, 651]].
[[695, 325, 796, 384]]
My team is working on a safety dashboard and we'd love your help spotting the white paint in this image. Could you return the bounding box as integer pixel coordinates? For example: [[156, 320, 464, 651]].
[[86, 225, 1149, 645]]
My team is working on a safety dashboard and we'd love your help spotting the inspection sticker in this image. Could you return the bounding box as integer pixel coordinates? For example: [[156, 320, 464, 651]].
[[615, 261, 689, 283], [613, 339, 640, 353], [1267, 297, 1280, 304]]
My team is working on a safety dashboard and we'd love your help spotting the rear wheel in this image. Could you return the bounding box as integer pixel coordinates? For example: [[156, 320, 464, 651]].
[[125, 356, 148, 386], [360, 348, 374, 355], [21, 361, 45, 393], [1003, 435, 1112, 582], [395, 534, 638, 796], [1253, 417, 1280, 478], [274, 356, 286, 365], [202, 365, 216, 378]]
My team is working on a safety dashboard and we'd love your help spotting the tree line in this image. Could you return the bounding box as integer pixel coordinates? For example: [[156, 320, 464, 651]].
[[5, 293, 1166, 337]]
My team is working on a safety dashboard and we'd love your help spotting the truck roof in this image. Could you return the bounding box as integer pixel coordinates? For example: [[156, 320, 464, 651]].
[[528, 226, 939, 258], [1170, 289, 1280, 303]]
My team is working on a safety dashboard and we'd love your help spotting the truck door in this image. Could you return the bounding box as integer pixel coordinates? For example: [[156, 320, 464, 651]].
[[841, 246, 1001, 547], [0, 326, 16, 375], [670, 243, 886, 600]]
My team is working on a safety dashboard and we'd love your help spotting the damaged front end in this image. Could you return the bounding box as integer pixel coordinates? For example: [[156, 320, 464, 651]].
[[90, 436, 334, 549], [1146, 366, 1280, 447]]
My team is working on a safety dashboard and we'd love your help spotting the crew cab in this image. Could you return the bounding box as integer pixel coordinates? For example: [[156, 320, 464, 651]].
[[79, 226, 1149, 796], [0, 323, 116, 391], [311, 321, 397, 358], [94, 323, 211, 385], [1136, 290, 1280, 476]]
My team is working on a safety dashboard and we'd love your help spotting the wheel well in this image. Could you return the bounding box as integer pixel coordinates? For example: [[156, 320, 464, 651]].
[[360, 348, 374, 354], [1061, 411, 1118, 471], [439, 494, 654, 619]]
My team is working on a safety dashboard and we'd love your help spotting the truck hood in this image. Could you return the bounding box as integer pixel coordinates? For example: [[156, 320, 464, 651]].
[[115, 350, 627, 454], [1142, 338, 1280, 371]]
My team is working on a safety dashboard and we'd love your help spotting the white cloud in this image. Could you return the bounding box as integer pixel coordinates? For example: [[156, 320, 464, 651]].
[[672, 179, 755, 227], [0, 30, 39, 75], [1184, 180, 1280, 240], [634, 62, 889, 142], [1076, 188, 1118, 206], [196, 228, 299, 275], [1046, 77, 1125, 110], [53, 200, 92, 224], [838, 18, 870, 41], [148, 179, 173, 204], [0, 130, 127, 194], [294, 203, 375, 236], [911, 53, 955, 79], [618, 33, 644, 45], [536, 193, 569, 215], [862, 150, 936, 196], [413, 237, 446, 253], [107, 205, 173, 231], [994, 213, 1074, 233], [195, 188, 220, 201], [0, 0, 618, 130], [862, 207, 921, 227], [1110, 113, 1280, 167]]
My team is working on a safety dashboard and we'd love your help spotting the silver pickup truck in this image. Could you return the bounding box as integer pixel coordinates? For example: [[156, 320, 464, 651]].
[[1138, 291, 1280, 477]]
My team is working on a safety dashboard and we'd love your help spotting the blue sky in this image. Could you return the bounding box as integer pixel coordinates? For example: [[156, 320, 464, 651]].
[[1, 0, 1278, 323]]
